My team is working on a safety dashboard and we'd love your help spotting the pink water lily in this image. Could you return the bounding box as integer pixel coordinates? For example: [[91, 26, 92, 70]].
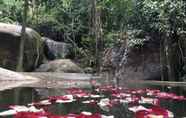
[[29, 100, 51, 107], [1, 85, 185, 118], [49, 95, 74, 103], [79, 112, 101, 118], [135, 110, 151, 118], [135, 106, 174, 118], [95, 86, 123, 94], [156, 92, 176, 99], [171, 95, 186, 100], [9, 105, 30, 112], [150, 106, 169, 117], [129, 105, 149, 113], [125, 95, 141, 105], [97, 98, 120, 112], [90, 94, 104, 98], [140, 97, 160, 106], [82, 100, 98, 106], [49, 113, 113, 118], [0, 105, 44, 116], [125, 89, 146, 95], [112, 93, 131, 98], [146, 89, 161, 96], [154, 92, 186, 101], [145, 88, 186, 101], [97, 98, 112, 110], [13, 110, 113, 118], [14, 111, 48, 118], [98, 98, 113, 111]]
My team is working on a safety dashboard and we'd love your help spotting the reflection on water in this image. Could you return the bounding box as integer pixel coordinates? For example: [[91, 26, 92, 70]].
[[0, 84, 186, 117], [0, 88, 39, 106]]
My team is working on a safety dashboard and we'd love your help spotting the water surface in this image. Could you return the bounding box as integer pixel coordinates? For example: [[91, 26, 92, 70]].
[[0, 83, 186, 118]]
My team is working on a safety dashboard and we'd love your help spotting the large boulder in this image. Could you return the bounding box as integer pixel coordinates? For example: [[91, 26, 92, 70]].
[[120, 43, 160, 80], [102, 32, 161, 80], [42, 37, 72, 60], [35, 59, 83, 73], [0, 23, 44, 71]]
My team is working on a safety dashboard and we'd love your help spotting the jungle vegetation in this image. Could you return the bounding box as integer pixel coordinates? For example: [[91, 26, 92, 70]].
[[1, 0, 186, 81]]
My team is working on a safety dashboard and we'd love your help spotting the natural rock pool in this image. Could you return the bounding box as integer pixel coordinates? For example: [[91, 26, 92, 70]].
[[0, 82, 186, 118]]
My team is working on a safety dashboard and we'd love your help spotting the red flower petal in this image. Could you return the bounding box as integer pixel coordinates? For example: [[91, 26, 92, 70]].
[[135, 110, 150, 118]]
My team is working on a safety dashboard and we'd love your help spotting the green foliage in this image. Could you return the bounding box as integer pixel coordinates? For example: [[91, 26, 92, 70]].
[[76, 36, 96, 67], [0, 0, 22, 23], [104, 33, 119, 47], [141, 0, 186, 32], [1, 0, 186, 70], [101, 0, 135, 31]]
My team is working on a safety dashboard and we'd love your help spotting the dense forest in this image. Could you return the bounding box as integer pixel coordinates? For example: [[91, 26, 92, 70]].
[[1, 1, 186, 118], [1, 0, 186, 81]]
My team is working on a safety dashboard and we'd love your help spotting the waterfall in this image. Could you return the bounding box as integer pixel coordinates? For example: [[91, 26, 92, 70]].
[[114, 44, 129, 86]]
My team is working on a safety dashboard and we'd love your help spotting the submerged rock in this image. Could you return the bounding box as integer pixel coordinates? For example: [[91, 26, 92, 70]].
[[35, 59, 83, 73], [84, 67, 94, 73], [0, 23, 44, 71]]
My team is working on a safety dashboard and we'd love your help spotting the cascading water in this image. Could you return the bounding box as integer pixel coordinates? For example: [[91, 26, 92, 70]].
[[114, 43, 129, 86]]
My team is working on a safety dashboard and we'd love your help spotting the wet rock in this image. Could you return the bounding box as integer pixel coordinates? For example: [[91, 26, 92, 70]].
[[102, 34, 160, 80], [0, 23, 44, 71], [0, 67, 38, 81], [42, 37, 72, 60], [0, 67, 39, 91], [35, 59, 83, 73]]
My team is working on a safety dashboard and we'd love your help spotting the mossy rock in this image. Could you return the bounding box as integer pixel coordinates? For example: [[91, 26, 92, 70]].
[[0, 23, 44, 71], [35, 59, 84, 73]]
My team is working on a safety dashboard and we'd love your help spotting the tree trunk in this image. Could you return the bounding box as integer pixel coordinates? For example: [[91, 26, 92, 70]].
[[160, 35, 168, 81], [165, 32, 176, 81], [94, 0, 103, 73], [179, 32, 186, 69], [89, 0, 96, 36], [16, 0, 28, 71]]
